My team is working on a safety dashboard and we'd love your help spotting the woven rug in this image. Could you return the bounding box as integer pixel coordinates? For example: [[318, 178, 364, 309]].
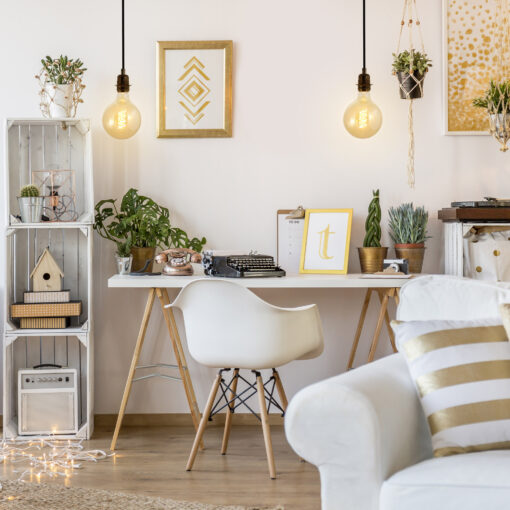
[[0, 480, 284, 510]]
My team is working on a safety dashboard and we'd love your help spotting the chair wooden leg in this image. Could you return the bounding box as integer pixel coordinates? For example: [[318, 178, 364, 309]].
[[256, 372, 276, 479], [272, 369, 288, 411], [111, 288, 156, 451], [377, 289, 398, 353], [367, 288, 393, 362], [186, 373, 222, 471], [347, 289, 372, 370], [221, 368, 239, 455]]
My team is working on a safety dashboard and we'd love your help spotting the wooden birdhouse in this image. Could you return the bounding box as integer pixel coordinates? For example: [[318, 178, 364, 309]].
[[30, 248, 64, 292]]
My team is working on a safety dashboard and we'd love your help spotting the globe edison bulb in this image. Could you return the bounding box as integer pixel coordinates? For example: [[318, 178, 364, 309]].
[[103, 92, 141, 139], [343, 91, 382, 139]]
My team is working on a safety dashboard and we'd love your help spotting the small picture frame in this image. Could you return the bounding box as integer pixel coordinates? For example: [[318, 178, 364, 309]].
[[299, 209, 353, 274], [157, 40, 233, 138]]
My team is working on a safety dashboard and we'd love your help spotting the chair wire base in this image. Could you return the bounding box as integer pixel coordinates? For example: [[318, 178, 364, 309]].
[[208, 368, 285, 422]]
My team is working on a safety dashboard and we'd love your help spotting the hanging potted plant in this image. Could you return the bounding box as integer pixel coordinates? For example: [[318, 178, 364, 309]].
[[35, 55, 86, 118], [473, 80, 510, 152], [17, 185, 44, 223], [388, 203, 429, 273], [358, 190, 388, 273], [392, 50, 432, 100], [94, 188, 206, 273]]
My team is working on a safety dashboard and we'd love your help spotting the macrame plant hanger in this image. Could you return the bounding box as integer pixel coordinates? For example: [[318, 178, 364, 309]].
[[488, 0, 510, 151], [395, 0, 426, 188]]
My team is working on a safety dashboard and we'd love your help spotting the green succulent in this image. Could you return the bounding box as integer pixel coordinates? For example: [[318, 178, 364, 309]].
[[20, 185, 40, 197], [392, 50, 432, 75], [388, 203, 430, 245], [473, 80, 510, 113], [363, 190, 382, 248]]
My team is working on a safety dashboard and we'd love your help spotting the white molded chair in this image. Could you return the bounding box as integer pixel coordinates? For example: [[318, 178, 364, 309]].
[[167, 279, 324, 479]]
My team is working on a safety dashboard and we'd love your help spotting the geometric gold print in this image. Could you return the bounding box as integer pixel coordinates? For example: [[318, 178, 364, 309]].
[[178, 56, 211, 125]]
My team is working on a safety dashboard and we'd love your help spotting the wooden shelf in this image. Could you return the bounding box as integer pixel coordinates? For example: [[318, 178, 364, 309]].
[[438, 207, 510, 222]]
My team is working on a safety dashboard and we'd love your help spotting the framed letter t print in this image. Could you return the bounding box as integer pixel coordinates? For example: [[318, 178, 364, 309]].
[[157, 41, 233, 138], [299, 209, 353, 274]]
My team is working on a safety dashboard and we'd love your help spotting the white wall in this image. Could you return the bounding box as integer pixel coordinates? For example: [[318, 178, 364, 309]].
[[1, 0, 508, 414]]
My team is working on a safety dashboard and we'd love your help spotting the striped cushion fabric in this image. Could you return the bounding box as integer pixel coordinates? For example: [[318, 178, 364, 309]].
[[393, 319, 510, 457]]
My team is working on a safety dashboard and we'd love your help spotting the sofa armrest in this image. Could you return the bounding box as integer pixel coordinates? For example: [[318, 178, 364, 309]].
[[285, 354, 433, 510]]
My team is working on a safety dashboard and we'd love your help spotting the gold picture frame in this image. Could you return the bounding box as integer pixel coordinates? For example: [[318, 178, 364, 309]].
[[442, 0, 498, 135], [157, 40, 233, 138], [299, 209, 353, 275]]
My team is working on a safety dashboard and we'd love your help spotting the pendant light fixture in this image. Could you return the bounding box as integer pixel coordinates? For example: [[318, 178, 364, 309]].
[[103, 0, 141, 139], [343, 0, 382, 138]]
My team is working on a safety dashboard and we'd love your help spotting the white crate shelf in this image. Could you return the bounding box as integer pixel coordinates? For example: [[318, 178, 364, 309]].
[[3, 118, 94, 440], [443, 221, 510, 276], [5, 118, 93, 226], [3, 334, 92, 440]]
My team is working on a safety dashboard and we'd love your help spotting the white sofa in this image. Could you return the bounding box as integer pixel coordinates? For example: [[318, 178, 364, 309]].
[[285, 275, 510, 510]]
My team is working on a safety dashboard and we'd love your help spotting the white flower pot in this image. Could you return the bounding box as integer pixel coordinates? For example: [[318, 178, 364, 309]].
[[48, 83, 74, 118]]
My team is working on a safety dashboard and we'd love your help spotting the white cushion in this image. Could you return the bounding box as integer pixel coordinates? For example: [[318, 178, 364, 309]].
[[393, 319, 510, 457], [398, 275, 510, 322], [380, 450, 510, 510]]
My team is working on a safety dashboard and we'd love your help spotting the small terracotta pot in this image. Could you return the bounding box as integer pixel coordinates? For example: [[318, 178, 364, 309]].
[[130, 246, 156, 273], [358, 247, 388, 274], [394, 243, 425, 273]]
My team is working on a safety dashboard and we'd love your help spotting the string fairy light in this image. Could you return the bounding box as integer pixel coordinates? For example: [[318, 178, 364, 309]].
[[0, 436, 114, 483]]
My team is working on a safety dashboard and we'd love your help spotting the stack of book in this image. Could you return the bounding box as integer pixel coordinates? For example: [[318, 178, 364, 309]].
[[11, 290, 81, 329]]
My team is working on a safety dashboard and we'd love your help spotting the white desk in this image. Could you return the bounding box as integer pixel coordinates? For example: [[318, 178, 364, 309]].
[[107, 273, 408, 450]]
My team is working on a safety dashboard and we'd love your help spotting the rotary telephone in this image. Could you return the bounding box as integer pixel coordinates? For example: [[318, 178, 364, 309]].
[[155, 248, 202, 276]]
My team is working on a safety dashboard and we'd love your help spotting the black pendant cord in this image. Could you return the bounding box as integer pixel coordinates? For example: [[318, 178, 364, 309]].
[[362, 0, 366, 73], [121, 0, 125, 73], [116, 0, 130, 92], [357, 0, 371, 92]]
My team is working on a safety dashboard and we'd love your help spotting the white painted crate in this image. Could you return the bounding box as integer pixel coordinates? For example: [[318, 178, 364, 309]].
[[3, 118, 94, 440], [443, 221, 510, 276], [5, 119, 93, 226], [3, 333, 93, 440]]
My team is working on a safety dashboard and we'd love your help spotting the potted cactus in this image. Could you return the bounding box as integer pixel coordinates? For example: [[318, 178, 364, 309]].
[[18, 185, 44, 223], [358, 190, 388, 273], [388, 203, 429, 273]]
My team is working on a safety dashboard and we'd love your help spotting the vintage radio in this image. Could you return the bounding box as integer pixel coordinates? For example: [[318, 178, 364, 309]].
[[18, 368, 78, 435]]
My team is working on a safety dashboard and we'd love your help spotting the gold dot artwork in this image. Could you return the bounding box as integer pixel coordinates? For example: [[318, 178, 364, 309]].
[[447, 0, 508, 132]]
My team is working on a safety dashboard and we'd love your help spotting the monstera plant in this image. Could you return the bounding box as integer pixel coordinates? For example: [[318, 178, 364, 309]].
[[94, 188, 206, 273], [358, 190, 388, 273]]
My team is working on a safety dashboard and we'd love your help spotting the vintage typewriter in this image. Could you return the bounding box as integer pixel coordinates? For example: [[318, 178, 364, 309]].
[[202, 251, 286, 278]]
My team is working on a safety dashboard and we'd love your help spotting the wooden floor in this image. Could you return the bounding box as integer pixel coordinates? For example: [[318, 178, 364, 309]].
[[1, 424, 321, 509]]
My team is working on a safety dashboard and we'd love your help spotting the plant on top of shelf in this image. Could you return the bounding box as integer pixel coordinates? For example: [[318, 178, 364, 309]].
[[17, 185, 43, 223], [94, 188, 206, 273], [20, 185, 40, 197], [36, 55, 87, 119], [388, 203, 429, 273], [39, 55, 87, 85], [358, 190, 388, 273]]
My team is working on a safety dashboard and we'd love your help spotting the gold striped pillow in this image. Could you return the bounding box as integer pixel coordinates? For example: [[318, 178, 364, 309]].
[[392, 319, 510, 457]]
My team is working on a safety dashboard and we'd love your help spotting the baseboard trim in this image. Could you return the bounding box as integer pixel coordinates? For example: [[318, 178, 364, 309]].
[[95, 413, 285, 428], [0, 414, 284, 430]]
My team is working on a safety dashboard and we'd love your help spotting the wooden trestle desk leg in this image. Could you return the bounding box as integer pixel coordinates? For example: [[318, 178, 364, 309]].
[[156, 288, 203, 448], [111, 288, 156, 451], [367, 288, 395, 362], [347, 289, 373, 370], [377, 289, 398, 353]]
